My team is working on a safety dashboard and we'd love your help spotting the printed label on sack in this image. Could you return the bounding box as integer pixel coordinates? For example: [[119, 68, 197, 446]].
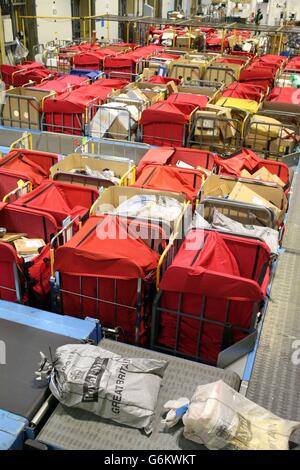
[[218, 414, 253, 450], [111, 358, 131, 414], [82, 357, 108, 402]]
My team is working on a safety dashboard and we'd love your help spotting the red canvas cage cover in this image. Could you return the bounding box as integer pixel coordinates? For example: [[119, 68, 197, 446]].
[[44, 84, 113, 114], [134, 164, 206, 201], [136, 147, 216, 176], [216, 148, 290, 187], [222, 82, 264, 102], [214, 57, 246, 66], [267, 86, 300, 105], [55, 215, 159, 279], [60, 43, 102, 53], [54, 214, 160, 345], [285, 56, 300, 71], [214, 148, 260, 176], [141, 101, 192, 146], [92, 78, 129, 89], [0, 149, 58, 198], [104, 45, 164, 73], [31, 75, 88, 94], [0, 61, 58, 87], [0, 203, 58, 242], [73, 48, 119, 69], [239, 64, 277, 90], [157, 229, 270, 363], [0, 241, 24, 302], [43, 84, 113, 134], [146, 76, 182, 85], [0, 203, 59, 304], [255, 54, 286, 67], [229, 51, 255, 58], [13, 180, 98, 227], [154, 53, 180, 61], [166, 92, 209, 111]]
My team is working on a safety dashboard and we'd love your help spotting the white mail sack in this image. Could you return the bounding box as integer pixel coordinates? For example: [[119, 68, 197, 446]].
[[49, 344, 167, 434]]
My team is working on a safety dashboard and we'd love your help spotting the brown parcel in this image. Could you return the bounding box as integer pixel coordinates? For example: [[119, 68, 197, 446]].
[[201, 175, 287, 226], [1, 232, 27, 243], [204, 105, 236, 139], [252, 167, 285, 187], [2, 87, 52, 130], [229, 182, 281, 221], [240, 169, 253, 178], [13, 237, 45, 256], [195, 107, 236, 139], [269, 136, 296, 155]]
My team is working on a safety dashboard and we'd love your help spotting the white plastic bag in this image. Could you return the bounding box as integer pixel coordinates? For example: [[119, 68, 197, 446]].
[[116, 195, 182, 225], [182, 380, 300, 450], [14, 37, 29, 61], [211, 210, 279, 254]]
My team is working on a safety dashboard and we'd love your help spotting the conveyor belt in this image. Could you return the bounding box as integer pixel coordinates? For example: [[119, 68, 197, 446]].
[[247, 166, 300, 448], [37, 339, 240, 450], [0, 318, 81, 422]]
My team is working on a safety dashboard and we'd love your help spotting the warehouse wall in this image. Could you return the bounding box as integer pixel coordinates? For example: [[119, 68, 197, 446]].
[[226, 1, 257, 19], [35, 0, 73, 44], [162, 0, 175, 18], [95, 0, 119, 41], [267, 0, 300, 25]]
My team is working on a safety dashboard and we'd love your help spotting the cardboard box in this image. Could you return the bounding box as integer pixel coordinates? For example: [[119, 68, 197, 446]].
[[194, 128, 221, 143], [204, 65, 240, 86], [126, 88, 149, 105], [240, 169, 253, 179], [176, 35, 195, 49], [252, 167, 285, 187], [50, 153, 132, 183], [0, 232, 27, 243], [110, 86, 150, 110], [200, 174, 287, 225], [248, 115, 283, 139], [229, 182, 281, 220], [2, 87, 52, 130], [195, 110, 218, 129], [90, 102, 139, 138], [166, 80, 179, 95], [170, 60, 204, 82], [177, 85, 219, 102], [200, 175, 231, 198], [13, 237, 45, 256], [245, 134, 272, 151], [195, 107, 236, 139], [269, 136, 296, 156], [142, 89, 165, 104], [142, 68, 153, 80], [108, 115, 137, 140], [217, 108, 236, 139]]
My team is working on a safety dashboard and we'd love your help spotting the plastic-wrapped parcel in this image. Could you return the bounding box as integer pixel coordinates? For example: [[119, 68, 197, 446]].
[[38, 344, 167, 434], [163, 380, 300, 450]]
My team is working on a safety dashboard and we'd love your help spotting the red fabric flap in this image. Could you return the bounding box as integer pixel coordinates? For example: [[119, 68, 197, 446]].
[[54, 215, 159, 279]]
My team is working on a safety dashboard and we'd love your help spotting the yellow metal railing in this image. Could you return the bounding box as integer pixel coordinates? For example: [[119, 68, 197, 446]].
[[2, 180, 32, 203], [156, 231, 178, 289], [9, 133, 33, 151], [119, 165, 136, 186]]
